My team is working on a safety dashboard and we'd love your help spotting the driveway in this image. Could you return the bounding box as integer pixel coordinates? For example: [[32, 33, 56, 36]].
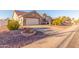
[[23, 24, 79, 48]]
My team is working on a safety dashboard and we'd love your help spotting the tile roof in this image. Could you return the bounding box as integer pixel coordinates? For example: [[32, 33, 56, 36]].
[[14, 10, 42, 19]]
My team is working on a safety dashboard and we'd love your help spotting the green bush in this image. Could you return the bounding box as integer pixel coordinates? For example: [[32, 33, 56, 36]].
[[7, 19, 20, 30]]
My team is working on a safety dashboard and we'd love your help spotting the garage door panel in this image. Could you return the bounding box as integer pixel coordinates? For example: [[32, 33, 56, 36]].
[[26, 18, 39, 25]]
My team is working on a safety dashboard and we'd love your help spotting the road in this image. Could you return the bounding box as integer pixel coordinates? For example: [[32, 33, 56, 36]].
[[23, 24, 79, 48], [67, 28, 79, 48]]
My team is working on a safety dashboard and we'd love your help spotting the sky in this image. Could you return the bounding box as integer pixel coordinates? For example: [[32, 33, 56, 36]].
[[1, 10, 79, 19]]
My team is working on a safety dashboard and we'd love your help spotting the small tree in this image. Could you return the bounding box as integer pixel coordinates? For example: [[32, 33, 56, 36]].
[[7, 19, 20, 30], [52, 16, 72, 25]]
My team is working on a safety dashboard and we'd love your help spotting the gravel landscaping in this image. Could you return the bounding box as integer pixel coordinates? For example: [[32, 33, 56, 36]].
[[0, 29, 48, 48], [0, 27, 60, 48]]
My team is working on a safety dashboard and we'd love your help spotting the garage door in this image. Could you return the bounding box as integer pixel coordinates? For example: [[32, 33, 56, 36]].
[[26, 18, 39, 25]]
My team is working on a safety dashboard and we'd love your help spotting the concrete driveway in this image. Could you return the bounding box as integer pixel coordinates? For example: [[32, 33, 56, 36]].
[[23, 24, 79, 48]]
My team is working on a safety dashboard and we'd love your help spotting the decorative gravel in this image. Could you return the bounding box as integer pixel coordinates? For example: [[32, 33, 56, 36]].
[[0, 29, 47, 48]]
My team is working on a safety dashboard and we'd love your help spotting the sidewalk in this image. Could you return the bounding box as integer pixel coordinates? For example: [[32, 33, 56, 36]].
[[23, 25, 79, 48]]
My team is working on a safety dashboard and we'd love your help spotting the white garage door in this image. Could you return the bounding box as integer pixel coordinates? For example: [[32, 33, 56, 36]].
[[26, 18, 39, 25]]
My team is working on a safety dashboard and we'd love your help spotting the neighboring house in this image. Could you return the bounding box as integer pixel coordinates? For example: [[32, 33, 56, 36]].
[[42, 13, 52, 25], [61, 20, 72, 26], [61, 21, 71, 26], [12, 10, 43, 26]]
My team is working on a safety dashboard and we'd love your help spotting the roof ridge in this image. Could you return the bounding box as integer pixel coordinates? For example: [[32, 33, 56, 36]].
[[14, 10, 27, 13]]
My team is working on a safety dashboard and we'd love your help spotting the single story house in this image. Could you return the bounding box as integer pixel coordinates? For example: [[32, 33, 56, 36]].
[[12, 10, 43, 26]]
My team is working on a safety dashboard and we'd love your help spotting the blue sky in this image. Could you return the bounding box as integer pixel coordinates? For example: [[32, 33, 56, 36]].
[[1, 10, 79, 19]]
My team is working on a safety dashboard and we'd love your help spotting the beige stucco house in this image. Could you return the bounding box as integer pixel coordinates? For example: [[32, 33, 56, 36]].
[[12, 10, 53, 26], [12, 10, 43, 26]]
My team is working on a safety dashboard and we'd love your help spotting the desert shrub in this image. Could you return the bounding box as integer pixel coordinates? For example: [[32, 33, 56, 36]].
[[7, 19, 20, 30], [52, 18, 61, 25], [52, 16, 72, 25]]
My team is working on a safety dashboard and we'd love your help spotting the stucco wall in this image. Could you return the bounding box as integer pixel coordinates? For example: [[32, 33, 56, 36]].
[[13, 12, 19, 20], [13, 12, 23, 26]]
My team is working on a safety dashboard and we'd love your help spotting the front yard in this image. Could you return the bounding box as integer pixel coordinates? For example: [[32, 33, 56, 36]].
[[0, 28, 47, 48], [21, 25, 51, 28], [0, 25, 72, 48], [0, 25, 71, 32], [50, 25, 71, 31]]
